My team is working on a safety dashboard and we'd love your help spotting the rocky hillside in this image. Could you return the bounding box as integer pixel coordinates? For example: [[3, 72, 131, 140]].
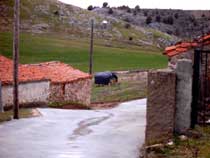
[[1, 0, 210, 49], [92, 6, 210, 40], [1, 0, 209, 48], [0, 0, 182, 49]]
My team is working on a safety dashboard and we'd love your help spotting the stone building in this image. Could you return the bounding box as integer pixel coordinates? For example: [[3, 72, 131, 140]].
[[0, 55, 92, 108]]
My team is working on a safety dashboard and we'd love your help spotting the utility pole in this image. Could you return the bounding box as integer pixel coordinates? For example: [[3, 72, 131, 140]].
[[0, 81, 3, 113], [89, 19, 94, 75], [13, 0, 20, 119]]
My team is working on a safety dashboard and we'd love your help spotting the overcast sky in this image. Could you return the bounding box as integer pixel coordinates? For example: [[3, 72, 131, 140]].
[[59, 0, 210, 10]]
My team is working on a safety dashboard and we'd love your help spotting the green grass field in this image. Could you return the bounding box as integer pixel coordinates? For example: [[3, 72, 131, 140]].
[[0, 32, 167, 72], [0, 109, 35, 123]]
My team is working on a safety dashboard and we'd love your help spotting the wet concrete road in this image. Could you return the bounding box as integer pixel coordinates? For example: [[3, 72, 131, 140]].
[[0, 99, 146, 158]]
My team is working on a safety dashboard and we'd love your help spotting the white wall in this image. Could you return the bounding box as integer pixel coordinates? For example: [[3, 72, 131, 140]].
[[2, 81, 50, 107]]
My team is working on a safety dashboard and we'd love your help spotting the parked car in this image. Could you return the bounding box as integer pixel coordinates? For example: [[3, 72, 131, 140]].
[[94, 71, 118, 85]]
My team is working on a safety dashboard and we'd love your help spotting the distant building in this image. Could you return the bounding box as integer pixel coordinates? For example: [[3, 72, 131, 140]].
[[102, 20, 108, 27], [0, 55, 92, 108]]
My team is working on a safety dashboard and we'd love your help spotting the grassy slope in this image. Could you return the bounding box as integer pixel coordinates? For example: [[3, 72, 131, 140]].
[[91, 79, 147, 103], [0, 32, 167, 72], [0, 109, 35, 123]]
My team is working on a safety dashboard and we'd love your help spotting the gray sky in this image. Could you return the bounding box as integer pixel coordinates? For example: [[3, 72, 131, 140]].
[[59, 0, 210, 10]]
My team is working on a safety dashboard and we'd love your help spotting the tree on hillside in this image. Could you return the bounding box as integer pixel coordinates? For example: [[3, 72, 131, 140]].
[[103, 2, 108, 8], [87, 5, 93, 11], [135, 5, 140, 12], [174, 13, 179, 19]]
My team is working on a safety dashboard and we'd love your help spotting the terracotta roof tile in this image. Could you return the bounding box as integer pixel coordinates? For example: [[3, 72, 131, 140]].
[[0, 55, 91, 85], [164, 33, 210, 57]]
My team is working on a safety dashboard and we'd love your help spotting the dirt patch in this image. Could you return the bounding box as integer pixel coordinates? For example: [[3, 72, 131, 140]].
[[50, 104, 91, 110], [31, 109, 42, 117], [50, 102, 119, 110]]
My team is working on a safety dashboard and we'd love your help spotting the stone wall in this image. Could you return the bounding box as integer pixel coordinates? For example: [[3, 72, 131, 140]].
[[146, 69, 176, 145], [49, 79, 92, 105], [116, 71, 148, 83], [65, 79, 92, 105], [2, 81, 50, 107], [49, 84, 65, 102], [175, 59, 193, 133]]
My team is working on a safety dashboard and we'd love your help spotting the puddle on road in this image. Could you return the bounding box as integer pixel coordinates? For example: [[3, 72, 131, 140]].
[[69, 113, 113, 140]]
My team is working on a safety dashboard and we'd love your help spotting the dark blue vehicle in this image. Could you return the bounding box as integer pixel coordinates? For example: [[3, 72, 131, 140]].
[[94, 71, 118, 85]]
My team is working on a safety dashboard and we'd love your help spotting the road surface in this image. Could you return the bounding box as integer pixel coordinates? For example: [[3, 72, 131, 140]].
[[0, 99, 146, 158]]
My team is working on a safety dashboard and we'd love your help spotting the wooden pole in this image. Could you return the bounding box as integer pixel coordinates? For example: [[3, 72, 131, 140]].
[[13, 0, 20, 119], [0, 81, 3, 113], [89, 19, 94, 75]]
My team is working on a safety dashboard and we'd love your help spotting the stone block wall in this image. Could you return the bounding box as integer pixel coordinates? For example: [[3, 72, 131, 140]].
[[2, 81, 50, 107], [65, 79, 92, 105], [49, 79, 92, 105], [49, 84, 65, 102], [116, 71, 148, 83], [146, 69, 176, 145]]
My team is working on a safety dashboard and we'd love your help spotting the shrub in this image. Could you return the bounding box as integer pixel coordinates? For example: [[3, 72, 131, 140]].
[[125, 23, 131, 29], [146, 16, 152, 24], [54, 10, 59, 16], [193, 21, 198, 27], [87, 5, 93, 11], [108, 8, 113, 14], [202, 14, 206, 18], [163, 16, 174, 25], [189, 15, 195, 23], [129, 37, 133, 41], [174, 13, 179, 19], [156, 15, 161, 22], [167, 16, 174, 25]]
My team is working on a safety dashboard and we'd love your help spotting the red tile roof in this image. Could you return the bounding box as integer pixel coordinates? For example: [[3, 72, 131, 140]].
[[0, 55, 91, 85], [164, 33, 210, 57]]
